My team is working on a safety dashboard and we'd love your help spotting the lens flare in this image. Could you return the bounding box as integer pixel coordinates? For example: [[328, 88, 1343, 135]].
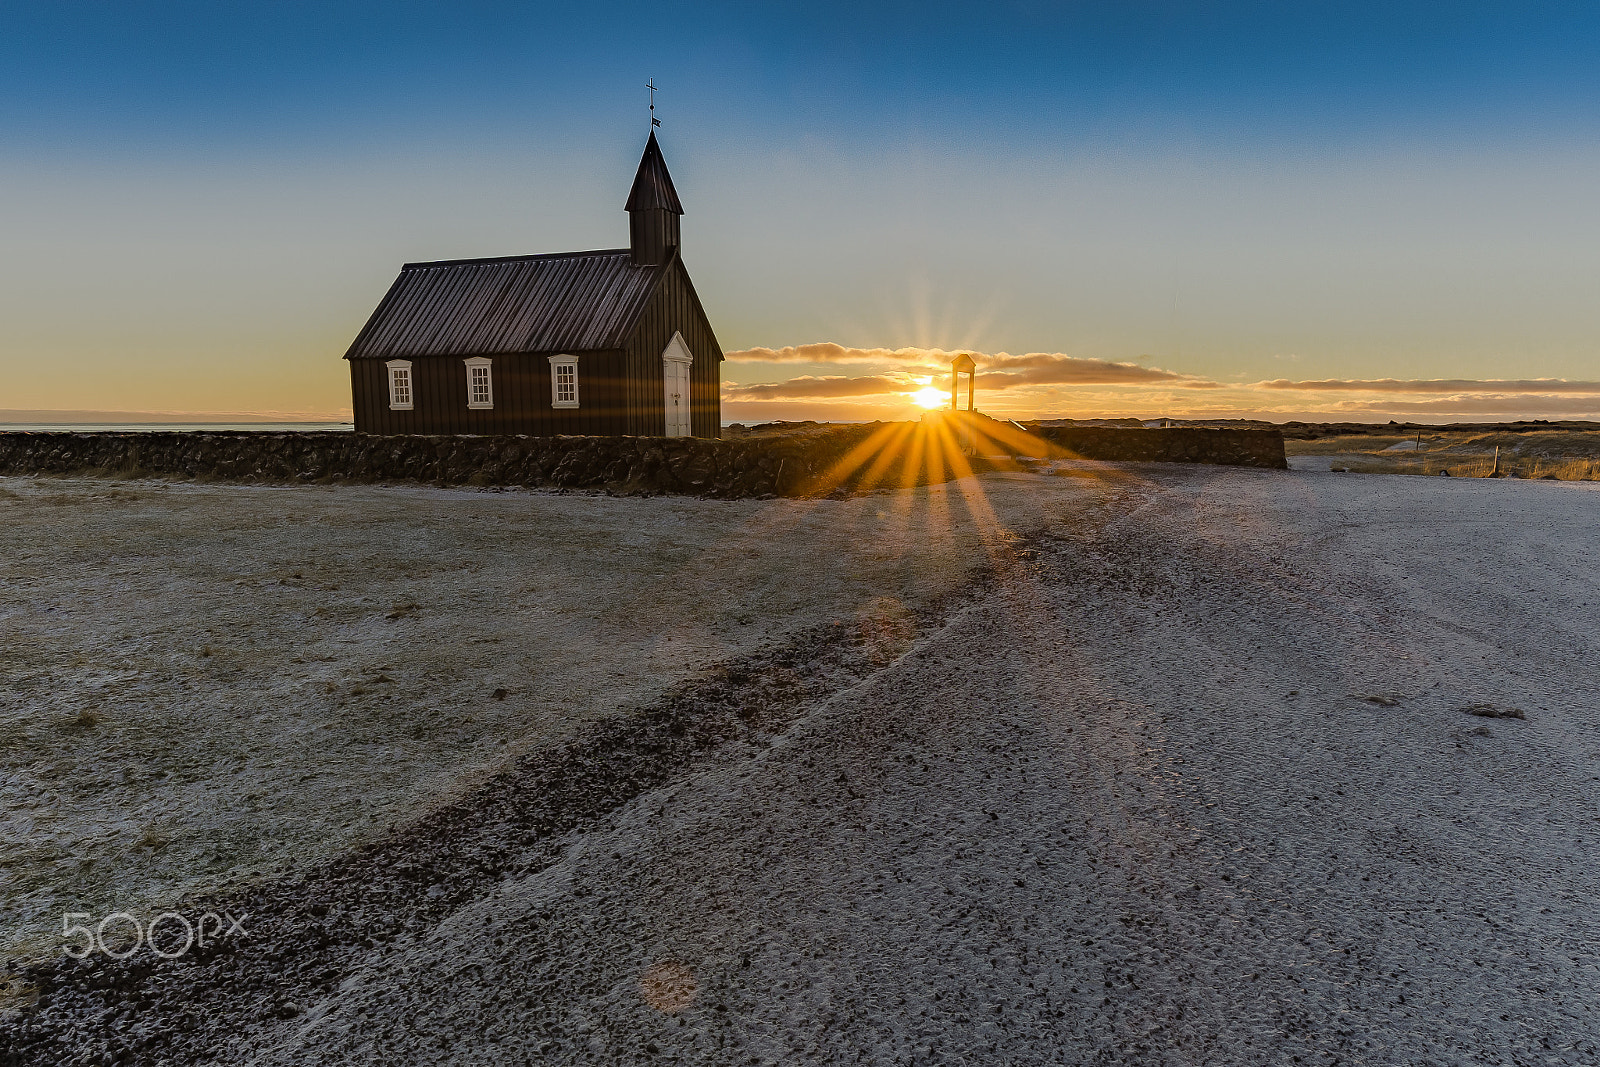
[[911, 386, 946, 409]]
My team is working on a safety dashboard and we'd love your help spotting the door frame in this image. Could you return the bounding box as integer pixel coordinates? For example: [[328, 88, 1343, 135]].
[[661, 332, 694, 437]]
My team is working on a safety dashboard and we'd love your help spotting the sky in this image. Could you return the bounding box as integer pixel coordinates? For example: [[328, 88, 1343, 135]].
[[1, 0, 1597, 424]]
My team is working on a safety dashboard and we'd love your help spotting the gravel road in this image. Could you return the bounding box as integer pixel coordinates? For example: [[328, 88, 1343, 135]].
[[8, 467, 1599, 1065]]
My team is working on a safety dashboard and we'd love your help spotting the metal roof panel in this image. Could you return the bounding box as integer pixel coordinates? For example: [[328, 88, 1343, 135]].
[[345, 250, 667, 359]]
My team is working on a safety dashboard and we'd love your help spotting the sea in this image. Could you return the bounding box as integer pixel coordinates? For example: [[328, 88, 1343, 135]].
[[0, 423, 355, 433]]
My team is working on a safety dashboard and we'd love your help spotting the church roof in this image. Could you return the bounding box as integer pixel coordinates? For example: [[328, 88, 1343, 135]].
[[624, 131, 684, 215], [344, 248, 675, 359]]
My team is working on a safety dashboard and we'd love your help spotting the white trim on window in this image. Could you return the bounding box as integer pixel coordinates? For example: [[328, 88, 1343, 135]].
[[464, 357, 494, 410], [548, 355, 579, 408], [385, 360, 414, 411]]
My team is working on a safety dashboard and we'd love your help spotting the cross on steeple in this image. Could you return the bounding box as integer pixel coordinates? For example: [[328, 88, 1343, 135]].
[[646, 78, 661, 128]]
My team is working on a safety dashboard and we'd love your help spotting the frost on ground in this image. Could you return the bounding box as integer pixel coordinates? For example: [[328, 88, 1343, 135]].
[[6, 468, 1600, 1065], [214, 471, 1598, 1067], [0, 475, 1101, 962]]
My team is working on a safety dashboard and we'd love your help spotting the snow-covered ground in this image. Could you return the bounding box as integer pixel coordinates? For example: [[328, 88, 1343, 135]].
[[0, 473, 1106, 961], [7, 467, 1600, 1064], [246, 469, 1600, 1065]]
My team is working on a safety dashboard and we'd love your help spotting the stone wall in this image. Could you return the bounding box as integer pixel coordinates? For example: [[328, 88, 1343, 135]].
[[1025, 425, 1288, 469], [0, 423, 1285, 498], [0, 429, 893, 499]]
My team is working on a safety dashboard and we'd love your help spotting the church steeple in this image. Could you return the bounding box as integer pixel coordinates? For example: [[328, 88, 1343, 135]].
[[626, 131, 683, 266]]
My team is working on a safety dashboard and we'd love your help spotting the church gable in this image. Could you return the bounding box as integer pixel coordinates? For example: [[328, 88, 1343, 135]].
[[620, 256, 724, 437]]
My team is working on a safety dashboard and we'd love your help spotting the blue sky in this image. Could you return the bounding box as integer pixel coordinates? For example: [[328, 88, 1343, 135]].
[[2, 1, 1598, 421]]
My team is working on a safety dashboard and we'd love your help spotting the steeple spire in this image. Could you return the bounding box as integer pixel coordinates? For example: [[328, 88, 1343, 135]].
[[626, 131, 683, 265], [626, 131, 684, 214]]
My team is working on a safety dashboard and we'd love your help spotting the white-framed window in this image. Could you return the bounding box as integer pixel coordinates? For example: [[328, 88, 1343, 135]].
[[548, 355, 579, 408], [464, 357, 494, 410], [385, 360, 413, 411]]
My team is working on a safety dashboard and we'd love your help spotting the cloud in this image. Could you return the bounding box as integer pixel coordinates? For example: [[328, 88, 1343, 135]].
[[974, 355, 1195, 387], [721, 400, 914, 424], [722, 345, 1202, 401], [720, 341, 1600, 421], [725, 343, 1198, 384], [1325, 395, 1600, 415], [722, 374, 919, 400], [725, 343, 933, 364], [1254, 378, 1600, 394]]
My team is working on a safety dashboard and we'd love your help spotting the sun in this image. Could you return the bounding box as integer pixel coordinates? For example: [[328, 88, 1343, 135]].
[[910, 386, 947, 409]]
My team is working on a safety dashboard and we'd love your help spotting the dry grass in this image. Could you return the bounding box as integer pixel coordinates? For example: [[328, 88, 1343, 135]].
[[0, 972, 37, 1011], [1344, 454, 1599, 480], [1284, 435, 1427, 456], [65, 709, 102, 731], [1300, 431, 1600, 480], [1343, 455, 1497, 478], [133, 824, 171, 851], [1525, 457, 1600, 481]]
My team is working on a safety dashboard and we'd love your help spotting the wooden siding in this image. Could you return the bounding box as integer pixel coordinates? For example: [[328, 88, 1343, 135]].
[[346, 252, 723, 438], [351, 351, 632, 436], [620, 258, 725, 438], [628, 211, 679, 267]]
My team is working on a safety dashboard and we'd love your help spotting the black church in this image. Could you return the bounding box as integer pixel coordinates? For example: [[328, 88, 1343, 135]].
[[343, 132, 723, 438]]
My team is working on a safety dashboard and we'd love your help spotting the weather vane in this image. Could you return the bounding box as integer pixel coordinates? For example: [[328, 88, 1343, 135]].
[[647, 78, 661, 128]]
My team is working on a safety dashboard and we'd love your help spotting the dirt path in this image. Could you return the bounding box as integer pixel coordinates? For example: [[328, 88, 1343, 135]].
[[7, 469, 1600, 1064]]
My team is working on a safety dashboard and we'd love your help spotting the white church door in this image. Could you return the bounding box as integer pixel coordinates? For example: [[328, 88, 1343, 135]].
[[662, 332, 694, 437]]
